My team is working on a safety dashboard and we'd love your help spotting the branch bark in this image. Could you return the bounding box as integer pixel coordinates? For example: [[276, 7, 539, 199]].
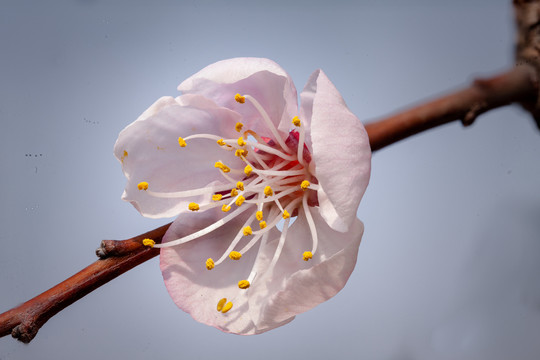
[[0, 223, 169, 343], [0, 65, 538, 343], [365, 65, 538, 151]]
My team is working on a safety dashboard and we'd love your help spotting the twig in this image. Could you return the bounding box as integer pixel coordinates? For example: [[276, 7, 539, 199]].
[[0, 223, 170, 343], [0, 65, 538, 343]]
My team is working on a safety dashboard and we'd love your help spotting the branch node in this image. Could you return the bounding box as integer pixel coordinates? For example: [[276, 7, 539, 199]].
[[462, 102, 487, 126], [12, 322, 38, 344]]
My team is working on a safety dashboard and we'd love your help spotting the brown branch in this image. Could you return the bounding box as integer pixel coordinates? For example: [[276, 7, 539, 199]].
[[365, 65, 538, 151], [0, 223, 170, 343], [0, 66, 539, 344]]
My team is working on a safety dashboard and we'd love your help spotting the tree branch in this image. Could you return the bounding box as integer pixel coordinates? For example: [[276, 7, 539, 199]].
[[365, 65, 538, 151], [1, 64, 538, 343], [0, 223, 169, 343]]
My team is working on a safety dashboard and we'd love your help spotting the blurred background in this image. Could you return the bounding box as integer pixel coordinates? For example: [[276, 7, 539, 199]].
[[1, 0, 539, 359]]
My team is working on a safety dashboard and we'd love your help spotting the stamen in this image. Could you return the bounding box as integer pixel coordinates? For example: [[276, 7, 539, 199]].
[[264, 186, 273, 197], [214, 161, 231, 173], [188, 202, 200, 211], [259, 221, 267, 229], [146, 183, 233, 199], [252, 168, 306, 177], [256, 211, 263, 221], [230, 188, 238, 197], [217, 139, 226, 146], [154, 204, 254, 248], [302, 193, 319, 255], [292, 116, 301, 127], [217, 298, 227, 311], [142, 238, 155, 248], [229, 251, 242, 260], [221, 301, 233, 313], [302, 251, 313, 261], [222, 204, 232, 212], [238, 280, 250, 289], [243, 139, 296, 161], [243, 146, 270, 170], [268, 217, 291, 270], [297, 121, 307, 167], [206, 258, 215, 270], [214, 214, 256, 266], [301, 180, 310, 190], [243, 226, 253, 236], [212, 194, 223, 201], [234, 93, 245, 103], [244, 164, 253, 176], [237, 136, 246, 146], [137, 182, 149, 191], [236, 182, 244, 191], [235, 195, 245, 206], [235, 149, 246, 157], [244, 94, 292, 153], [282, 210, 290, 219], [178, 137, 187, 147], [235, 122, 244, 132]]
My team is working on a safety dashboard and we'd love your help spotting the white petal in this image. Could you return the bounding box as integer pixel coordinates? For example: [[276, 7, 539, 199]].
[[308, 70, 371, 231], [178, 58, 298, 139], [114, 95, 243, 218], [160, 206, 284, 334], [251, 209, 364, 329]]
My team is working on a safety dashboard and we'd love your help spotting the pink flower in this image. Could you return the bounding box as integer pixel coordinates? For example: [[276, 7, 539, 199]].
[[114, 58, 371, 334]]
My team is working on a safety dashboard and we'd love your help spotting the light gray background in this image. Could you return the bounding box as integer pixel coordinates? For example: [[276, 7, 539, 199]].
[[1, 1, 539, 359]]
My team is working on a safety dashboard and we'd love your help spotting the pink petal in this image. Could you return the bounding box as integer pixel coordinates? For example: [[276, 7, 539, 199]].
[[178, 58, 298, 139], [114, 95, 243, 218], [306, 70, 371, 232], [160, 206, 285, 334], [252, 209, 364, 328]]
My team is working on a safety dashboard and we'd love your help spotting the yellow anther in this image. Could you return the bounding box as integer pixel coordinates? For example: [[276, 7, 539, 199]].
[[142, 238, 155, 248], [303, 251, 313, 261], [230, 188, 239, 197], [237, 136, 246, 146], [259, 221, 267, 229], [235, 149, 246, 157], [206, 258, 215, 270], [292, 116, 301, 127], [188, 202, 200, 211], [212, 194, 223, 201], [121, 150, 128, 163], [229, 251, 242, 260], [235, 122, 244, 132], [235, 93, 245, 104], [214, 161, 231, 173], [238, 280, 250, 289], [301, 180, 310, 190], [235, 195, 245, 206], [217, 138, 226, 146], [236, 181, 244, 191], [178, 137, 187, 147], [256, 210, 263, 221], [243, 226, 253, 236], [137, 181, 149, 191], [263, 186, 273, 197], [282, 210, 290, 219], [217, 298, 227, 312], [221, 301, 233, 313], [244, 164, 253, 176], [222, 204, 232, 212]]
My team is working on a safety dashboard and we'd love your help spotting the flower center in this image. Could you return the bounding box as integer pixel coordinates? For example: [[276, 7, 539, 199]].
[[138, 93, 321, 314]]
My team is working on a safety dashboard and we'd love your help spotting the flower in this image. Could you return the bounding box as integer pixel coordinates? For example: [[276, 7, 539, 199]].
[[114, 58, 371, 334]]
